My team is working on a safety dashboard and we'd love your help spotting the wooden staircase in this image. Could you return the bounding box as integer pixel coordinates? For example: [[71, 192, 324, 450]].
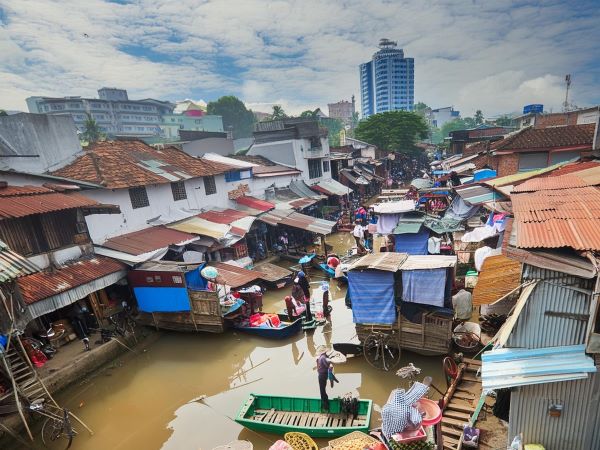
[[440, 358, 482, 450], [0, 341, 49, 404]]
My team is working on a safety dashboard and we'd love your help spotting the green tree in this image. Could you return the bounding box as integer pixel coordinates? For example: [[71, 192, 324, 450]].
[[494, 115, 514, 127], [300, 109, 318, 119], [319, 117, 343, 147], [354, 111, 428, 153], [474, 109, 484, 125], [413, 102, 430, 117], [436, 118, 469, 143], [0, 110, 8, 117], [271, 105, 287, 120], [81, 113, 105, 144], [207, 96, 256, 139]]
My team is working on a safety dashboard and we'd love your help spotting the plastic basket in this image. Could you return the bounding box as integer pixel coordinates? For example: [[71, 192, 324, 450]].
[[329, 431, 379, 449]]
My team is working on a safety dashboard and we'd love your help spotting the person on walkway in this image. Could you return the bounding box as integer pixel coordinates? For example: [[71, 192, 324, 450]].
[[352, 221, 367, 255], [284, 295, 297, 322], [297, 271, 312, 321], [316, 347, 331, 412]]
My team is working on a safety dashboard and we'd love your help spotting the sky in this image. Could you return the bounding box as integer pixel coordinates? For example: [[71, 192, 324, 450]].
[[1, 0, 599, 118]]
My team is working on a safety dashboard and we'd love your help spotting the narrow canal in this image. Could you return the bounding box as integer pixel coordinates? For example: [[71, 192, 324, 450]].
[[37, 234, 447, 449]]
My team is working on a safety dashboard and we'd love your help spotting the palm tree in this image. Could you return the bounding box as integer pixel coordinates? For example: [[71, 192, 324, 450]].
[[474, 110, 484, 125], [81, 112, 104, 143], [271, 105, 287, 120], [300, 109, 318, 119]]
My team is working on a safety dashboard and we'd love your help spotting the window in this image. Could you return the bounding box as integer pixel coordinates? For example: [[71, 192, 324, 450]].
[[323, 160, 330, 173], [518, 152, 548, 172], [129, 186, 150, 209], [171, 181, 187, 201], [550, 150, 580, 165], [308, 159, 322, 179], [204, 176, 217, 195], [225, 171, 242, 182]]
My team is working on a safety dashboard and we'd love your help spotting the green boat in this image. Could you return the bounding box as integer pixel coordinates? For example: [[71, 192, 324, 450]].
[[234, 393, 373, 438]]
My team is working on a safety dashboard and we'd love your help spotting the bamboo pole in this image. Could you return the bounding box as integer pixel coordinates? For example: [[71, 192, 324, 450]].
[[0, 352, 33, 441]]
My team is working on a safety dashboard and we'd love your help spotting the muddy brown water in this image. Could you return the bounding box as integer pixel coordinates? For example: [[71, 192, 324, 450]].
[[34, 234, 447, 450]]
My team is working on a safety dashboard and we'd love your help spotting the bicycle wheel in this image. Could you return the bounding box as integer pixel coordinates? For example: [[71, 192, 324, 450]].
[[364, 333, 400, 371], [41, 417, 73, 450]]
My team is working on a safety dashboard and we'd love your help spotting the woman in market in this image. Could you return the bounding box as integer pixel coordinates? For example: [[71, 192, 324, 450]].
[[296, 271, 313, 321]]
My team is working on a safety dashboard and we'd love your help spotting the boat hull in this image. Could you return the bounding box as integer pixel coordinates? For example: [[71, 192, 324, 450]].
[[233, 315, 303, 339], [235, 393, 372, 438]]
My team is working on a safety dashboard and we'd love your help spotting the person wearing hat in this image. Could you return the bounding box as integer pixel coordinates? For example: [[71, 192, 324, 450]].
[[296, 271, 313, 321], [316, 346, 331, 412]]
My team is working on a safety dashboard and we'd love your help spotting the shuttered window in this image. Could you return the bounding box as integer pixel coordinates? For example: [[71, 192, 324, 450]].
[[129, 186, 150, 209], [204, 176, 217, 195], [171, 181, 187, 201]]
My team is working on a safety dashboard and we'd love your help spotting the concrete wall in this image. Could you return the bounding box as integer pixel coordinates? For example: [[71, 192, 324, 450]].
[[182, 137, 235, 157], [0, 113, 83, 173]]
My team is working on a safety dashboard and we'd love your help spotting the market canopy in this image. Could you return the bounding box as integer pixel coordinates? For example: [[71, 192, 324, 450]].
[[166, 217, 231, 240], [289, 180, 327, 199], [339, 169, 369, 185], [349, 252, 408, 272], [258, 209, 336, 235], [373, 200, 416, 214]]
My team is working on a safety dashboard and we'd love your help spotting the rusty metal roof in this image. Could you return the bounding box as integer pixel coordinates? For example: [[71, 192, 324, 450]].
[[258, 209, 336, 234], [546, 160, 600, 177], [513, 163, 600, 193], [235, 196, 274, 212], [17, 256, 127, 304], [253, 262, 293, 282], [0, 240, 40, 283], [198, 209, 249, 224], [473, 255, 522, 305], [207, 262, 265, 288], [0, 184, 101, 219], [101, 226, 198, 255], [349, 252, 409, 272], [512, 186, 600, 250]]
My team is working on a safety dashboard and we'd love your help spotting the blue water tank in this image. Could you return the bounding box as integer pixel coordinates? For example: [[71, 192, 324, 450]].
[[523, 104, 543, 114]]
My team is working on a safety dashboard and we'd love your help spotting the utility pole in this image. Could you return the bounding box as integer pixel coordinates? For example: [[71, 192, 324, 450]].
[[563, 74, 571, 112]]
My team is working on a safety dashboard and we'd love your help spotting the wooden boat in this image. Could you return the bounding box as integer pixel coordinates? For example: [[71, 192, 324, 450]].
[[233, 314, 303, 339], [235, 393, 372, 438]]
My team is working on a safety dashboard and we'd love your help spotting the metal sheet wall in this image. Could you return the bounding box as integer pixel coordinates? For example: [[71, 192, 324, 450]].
[[509, 373, 600, 449], [508, 265, 593, 348]]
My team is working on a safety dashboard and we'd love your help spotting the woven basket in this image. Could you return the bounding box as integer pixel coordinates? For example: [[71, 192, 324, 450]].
[[284, 432, 319, 450], [329, 431, 379, 449]]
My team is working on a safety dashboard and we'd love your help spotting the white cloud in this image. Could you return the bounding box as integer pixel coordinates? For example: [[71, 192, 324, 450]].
[[0, 0, 598, 118]]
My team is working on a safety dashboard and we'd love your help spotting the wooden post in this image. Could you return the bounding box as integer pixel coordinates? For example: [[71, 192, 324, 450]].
[[151, 312, 159, 331], [0, 352, 33, 441], [322, 234, 328, 258], [87, 292, 104, 327]]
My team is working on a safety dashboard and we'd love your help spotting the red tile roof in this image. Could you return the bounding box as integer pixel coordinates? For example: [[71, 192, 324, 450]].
[[101, 226, 197, 255], [512, 186, 600, 250], [17, 256, 127, 304], [0, 184, 100, 219], [491, 124, 596, 153], [235, 196, 274, 212], [51, 141, 235, 189]]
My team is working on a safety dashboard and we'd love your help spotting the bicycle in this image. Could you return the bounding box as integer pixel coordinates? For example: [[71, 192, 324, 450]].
[[29, 398, 76, 449], [363, 329, 401, 371]]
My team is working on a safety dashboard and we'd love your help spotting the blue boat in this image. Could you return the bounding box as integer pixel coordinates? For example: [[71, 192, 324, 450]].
[[233, 314, 303, 339]]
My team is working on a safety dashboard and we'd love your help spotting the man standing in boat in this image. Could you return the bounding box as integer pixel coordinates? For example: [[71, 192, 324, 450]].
[[316, 346, 331, 412]]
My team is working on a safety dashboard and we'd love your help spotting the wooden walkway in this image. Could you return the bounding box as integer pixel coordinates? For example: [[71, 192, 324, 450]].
[[440, 358, 482, 450], [252, 408, 368, 429]]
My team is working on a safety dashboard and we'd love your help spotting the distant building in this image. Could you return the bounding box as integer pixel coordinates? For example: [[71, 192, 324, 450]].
[[254, 111, 272, 122], [515, 105, 600, 130], [249, 118, 333, 185], [26, 87, 174, 137], [426, 106, 460, 129], [160, 113, 224, 139], [328, 97, 356, 127], [359, 39, 414, 118]]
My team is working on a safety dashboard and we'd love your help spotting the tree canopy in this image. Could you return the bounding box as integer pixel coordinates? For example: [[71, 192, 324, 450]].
[[354, 111, 428, 153], [300, 109, 318, 119], [494, 115, 515, 127], [81, 113, 104, 144], [0, 110, 7, 117], [413, 102, 430, 117], [207, 96, 256, 139], [271, 105, 287, 120], [474, 110, 484, 125]]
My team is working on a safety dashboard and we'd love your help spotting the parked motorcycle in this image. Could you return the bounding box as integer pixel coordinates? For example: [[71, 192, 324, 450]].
[[21, 336, 56, 359]]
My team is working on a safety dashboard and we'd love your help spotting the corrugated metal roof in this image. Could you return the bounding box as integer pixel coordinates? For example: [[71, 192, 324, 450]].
[[485, 162, 566, 187], [455, 184, 507, 204], [311, 179, 352, 196], [235, 196, 274, 212], [400, 255, 457, 270], [392, 216, 424, 234], [0, 240, 40, 282], [349, 252, 408, 272], [198, 209, 249, 224], [481, 345, 596, 390], [258, 209, 336, 234], [290, 180, 326, 199], [512, 186, 600, 250], [17, 256, 127, 304], [372, 200, 416, 214], [545, 160, 600, 176], [253, 262, 292, 282], [101, 226, 198, 256], [0, 185, 101, 219], [166, 217, 231, 240], [473, 255, 522, 305], [208, 262, 265, 288], [513, 167, 600, 192], [340, 169, 369, 185]]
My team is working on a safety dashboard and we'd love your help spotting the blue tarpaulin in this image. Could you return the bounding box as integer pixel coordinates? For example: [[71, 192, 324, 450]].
[[402, 268, 448, 307], [134, 287, 191, 312], [185, 264, 208, 290], [348, 270, 396, 325], [394, 229, 429, 255]]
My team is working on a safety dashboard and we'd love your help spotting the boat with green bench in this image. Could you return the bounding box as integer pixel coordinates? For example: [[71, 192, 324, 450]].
[[234, 393, 372, 438]]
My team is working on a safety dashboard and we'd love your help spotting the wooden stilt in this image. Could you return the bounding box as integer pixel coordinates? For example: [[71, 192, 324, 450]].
[[0, 353, 33, 441]]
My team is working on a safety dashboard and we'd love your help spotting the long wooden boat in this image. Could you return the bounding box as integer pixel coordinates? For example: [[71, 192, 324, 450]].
[[235, 393, 372, 438], [232, 314, 303, 339]]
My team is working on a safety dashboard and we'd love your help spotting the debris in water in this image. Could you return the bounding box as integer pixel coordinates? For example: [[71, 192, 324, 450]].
[[79, 401, 85, 408], [188, 394, 207, 404]]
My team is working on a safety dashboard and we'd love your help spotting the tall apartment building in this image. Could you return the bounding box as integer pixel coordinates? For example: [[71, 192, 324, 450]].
[[26, 88, 175, 136], [359, 39, 414, 118], [327, 96, 356, 128]]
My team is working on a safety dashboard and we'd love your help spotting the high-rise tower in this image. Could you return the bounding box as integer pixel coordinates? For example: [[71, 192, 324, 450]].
[[359, 39, 414, 118]]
